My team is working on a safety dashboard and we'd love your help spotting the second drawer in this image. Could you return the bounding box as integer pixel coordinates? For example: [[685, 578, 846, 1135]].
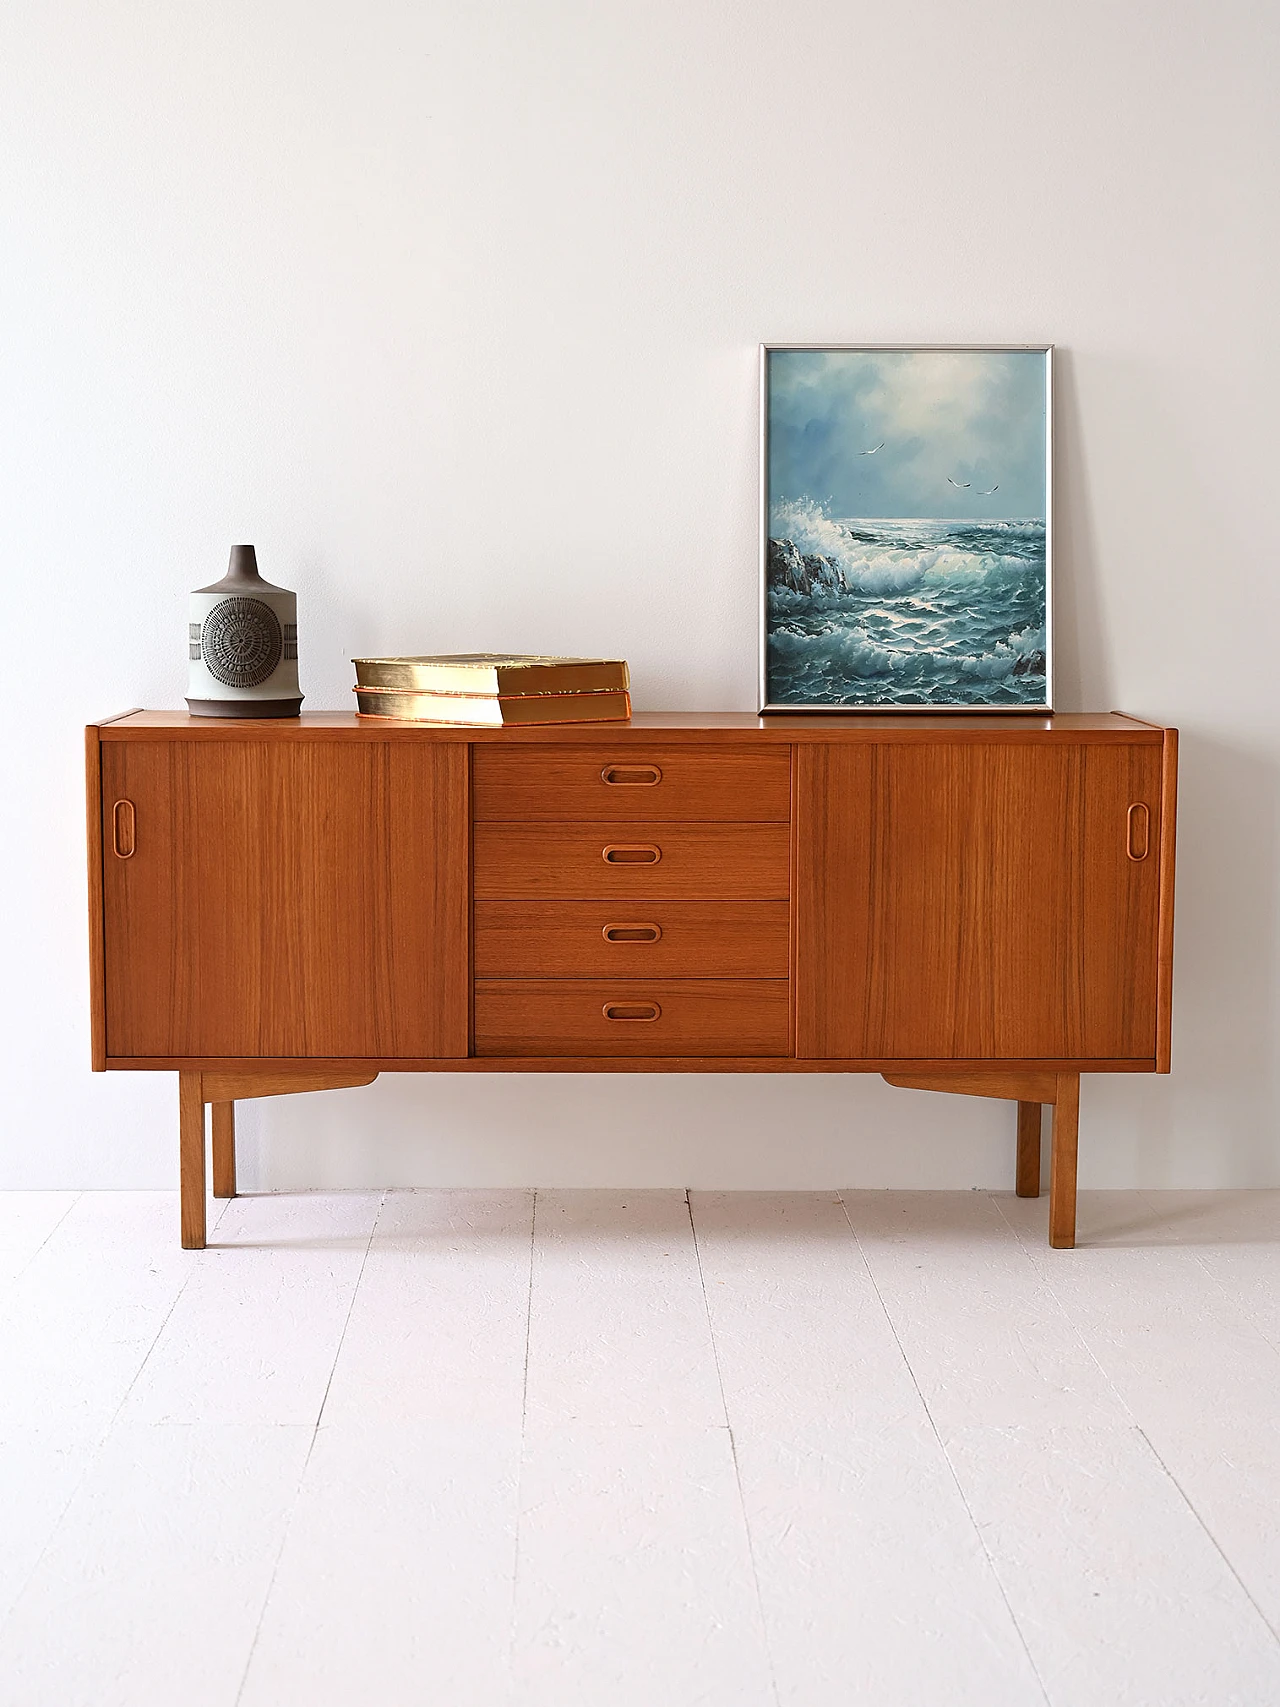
[[474, 900, 790, 977], [472, 823, 791, 899]]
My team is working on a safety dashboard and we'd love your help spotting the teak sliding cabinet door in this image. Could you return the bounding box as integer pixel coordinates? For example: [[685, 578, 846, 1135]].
[[99, 738, 469, 1061], [795, 736, 1166, 1064]]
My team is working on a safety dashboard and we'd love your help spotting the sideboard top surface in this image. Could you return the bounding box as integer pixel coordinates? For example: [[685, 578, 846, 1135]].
[[96, 710, 1168, 744]]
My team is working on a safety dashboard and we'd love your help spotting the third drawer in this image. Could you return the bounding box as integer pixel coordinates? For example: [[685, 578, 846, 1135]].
[[472, 822, 790, 900], [473, 979, 790, 1057], [474, 900, 790, 977]]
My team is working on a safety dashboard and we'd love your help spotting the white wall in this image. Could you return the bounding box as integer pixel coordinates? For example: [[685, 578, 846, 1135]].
[[2, 0, 1276, 1191]]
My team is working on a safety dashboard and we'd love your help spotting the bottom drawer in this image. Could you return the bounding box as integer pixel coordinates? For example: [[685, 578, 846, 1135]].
[[474, 979, 789, 1057]]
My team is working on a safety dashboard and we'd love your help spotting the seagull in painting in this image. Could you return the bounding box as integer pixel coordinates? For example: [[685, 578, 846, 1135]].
[[947, 477, 971, 489], [859, 441, 885, 455], [977, 484, 999, 495]]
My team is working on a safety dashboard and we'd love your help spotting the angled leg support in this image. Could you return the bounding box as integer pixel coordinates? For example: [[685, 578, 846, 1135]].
[[177, 1071, 379, 1250], [882, 1070, 1082, 1249]]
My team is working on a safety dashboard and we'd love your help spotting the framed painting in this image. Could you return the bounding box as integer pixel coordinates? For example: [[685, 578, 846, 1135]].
[[760, 344, 1052, 712]]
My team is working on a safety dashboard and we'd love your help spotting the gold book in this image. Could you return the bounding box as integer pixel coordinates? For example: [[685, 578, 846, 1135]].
[[353, 687, 633, 725], [351, 653, 630, 696]]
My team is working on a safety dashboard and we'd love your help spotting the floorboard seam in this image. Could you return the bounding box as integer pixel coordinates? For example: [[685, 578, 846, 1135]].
[[988, 1191, 1138, 1421], [0, 1197, 82, 1329], [0, 1191, 217, 1650], [685, 1189, 782, 1707], [506, 1186, 538, 1683], [231, 1190, 384, 1707], [312, 1190, 385, 1430], [107, 1190, 236, 1419], [0, 1194, 82, 1312], [1135, 1189, 1280, 1361], [836, 1190, 1054, 1707], [1137, 1424, 1280, 1651]]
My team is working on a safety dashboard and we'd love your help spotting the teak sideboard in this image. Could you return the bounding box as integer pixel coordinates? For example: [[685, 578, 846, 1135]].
[[85, 710, 1177, 1251]]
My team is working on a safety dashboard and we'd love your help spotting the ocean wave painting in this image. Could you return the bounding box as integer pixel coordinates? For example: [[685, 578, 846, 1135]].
[[763, 348, 1051, 710]]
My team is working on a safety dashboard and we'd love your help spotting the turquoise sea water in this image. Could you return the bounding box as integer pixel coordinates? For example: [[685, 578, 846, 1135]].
[[766, 506, 1047, 708]]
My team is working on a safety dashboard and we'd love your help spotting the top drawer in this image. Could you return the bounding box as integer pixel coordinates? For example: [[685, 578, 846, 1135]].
[[472, 744, 791, 822]]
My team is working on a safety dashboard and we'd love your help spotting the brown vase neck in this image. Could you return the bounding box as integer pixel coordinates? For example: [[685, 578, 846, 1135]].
[[196, 544, 281, 596]]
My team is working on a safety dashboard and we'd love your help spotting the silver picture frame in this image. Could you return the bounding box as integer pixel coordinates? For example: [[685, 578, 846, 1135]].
[[759, 343, 1054, 713]]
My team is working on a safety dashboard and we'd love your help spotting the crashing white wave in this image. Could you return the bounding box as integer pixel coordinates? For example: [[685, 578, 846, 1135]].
[[771, 620, 1046, 683], [957, 624, 1046, 679], [765, 495, 1048, 705], [769, 496, 1035, 594], [768, 622, 899, 679]]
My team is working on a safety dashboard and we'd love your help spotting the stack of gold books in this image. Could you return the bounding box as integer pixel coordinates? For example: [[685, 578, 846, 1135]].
[[351, 654, 631, 724]]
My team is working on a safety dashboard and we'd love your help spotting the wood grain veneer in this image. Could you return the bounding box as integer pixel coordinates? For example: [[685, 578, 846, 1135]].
[[87, 712, 1177, 1251], [474, 900, 790, 978], [474, 978, 790, 1057], [101, 739, 469, 1059], [882, 1072, 1061, 1102], [1017, 1102, 1042, 1198], [1050, 1072, 1081, 1249], [472, 823, 790, 901], [199, 1070, 381, 1101], [796, 740, 1163, 1062], [102, 1054, 1158, 1074], [472, 744, 791, 822], [85, 726, 107, 1073], [1156, 728, 1178, 1072], [178, 1072, 205, 1249], [101, 710, 1161, 742], [211, 1102, 236, 1199]]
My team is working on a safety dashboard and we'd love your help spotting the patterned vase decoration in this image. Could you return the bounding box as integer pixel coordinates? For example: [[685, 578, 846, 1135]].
[[187, 545, 302, 717]]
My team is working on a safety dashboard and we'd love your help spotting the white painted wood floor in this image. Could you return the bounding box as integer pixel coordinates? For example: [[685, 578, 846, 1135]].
[[2, 1188, 1280, 1706]]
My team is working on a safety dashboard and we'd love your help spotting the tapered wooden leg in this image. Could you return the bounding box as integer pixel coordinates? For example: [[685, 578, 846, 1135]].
[[1016, 1101, 1042, 1197], [211, 1102, 237, 1199], [1049, 1072, 1080, 1249], [179, 1071, 206, 1250]]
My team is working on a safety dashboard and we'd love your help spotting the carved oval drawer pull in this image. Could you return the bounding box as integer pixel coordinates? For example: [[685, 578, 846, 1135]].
[[602, 922, 662, 943], [112, 799, 136, 859], [602, 844, 661, 864], [1127, 802, 1150, 862], [601, 764, 662, 786], [602, 1002, 661, 1022]]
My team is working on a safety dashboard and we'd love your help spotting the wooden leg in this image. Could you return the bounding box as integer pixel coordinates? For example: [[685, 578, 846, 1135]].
[[1016, 1101, 1042, 1198], [179, 1071, 206, 1250], [211, 1102, 237, 1199], [1049, 1071, 1080, 1249], [882, 1069, 1081, 1251]]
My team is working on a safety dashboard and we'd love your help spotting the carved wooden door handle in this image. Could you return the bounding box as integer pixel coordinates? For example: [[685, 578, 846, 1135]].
[[1127, 803, 1150, 861], [601, 764, 662, 786], [602, 1002, 661, 1022], [112, 799, 136, 859], [602, 923, 662, 943], [602, 844, 661, 864]]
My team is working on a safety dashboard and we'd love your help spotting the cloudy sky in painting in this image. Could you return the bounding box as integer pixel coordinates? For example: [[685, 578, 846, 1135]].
[[767, 348, 1047, 522]]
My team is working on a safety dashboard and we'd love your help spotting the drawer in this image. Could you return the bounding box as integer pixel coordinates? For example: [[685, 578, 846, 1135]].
[[474, 979, 790, 1056], [474, 901, 790, 977], [472, 823, 790, 900], [472, 745, 791, 822]]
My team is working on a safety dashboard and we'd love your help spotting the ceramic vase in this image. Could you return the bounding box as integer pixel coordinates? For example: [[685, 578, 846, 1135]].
[[187, 545, 302, 717]]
